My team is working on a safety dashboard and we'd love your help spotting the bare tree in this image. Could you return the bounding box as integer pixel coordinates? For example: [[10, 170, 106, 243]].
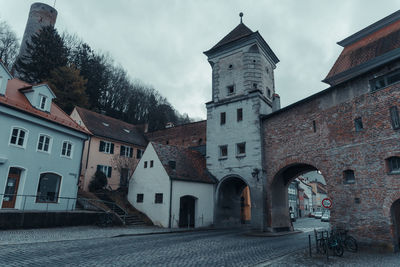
[[0, 20, 19, 70], [110, 154, 138, 190]]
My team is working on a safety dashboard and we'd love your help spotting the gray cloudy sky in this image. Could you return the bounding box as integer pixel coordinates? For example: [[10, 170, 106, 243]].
[[1, 0, 400, 120]]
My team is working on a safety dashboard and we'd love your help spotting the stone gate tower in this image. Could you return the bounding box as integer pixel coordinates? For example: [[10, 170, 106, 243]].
[[204, 14, 279, 229]]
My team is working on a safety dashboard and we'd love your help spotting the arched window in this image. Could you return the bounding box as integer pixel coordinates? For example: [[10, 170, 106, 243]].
[[343, 170, 355, 184], [36, 173, 61, 203], [388, 157, 400, 174]]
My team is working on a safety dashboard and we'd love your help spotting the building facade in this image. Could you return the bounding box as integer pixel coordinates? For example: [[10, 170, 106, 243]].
[[0, 64, 88, 211], [70, 107, 147, 191]]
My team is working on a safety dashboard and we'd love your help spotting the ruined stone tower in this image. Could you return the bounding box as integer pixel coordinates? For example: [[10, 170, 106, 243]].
[[204, 14, 280, 229], [17, 2, 57, 64]]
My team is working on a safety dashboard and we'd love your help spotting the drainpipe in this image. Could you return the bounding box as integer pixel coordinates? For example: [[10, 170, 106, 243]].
[[259, 114, 266, 232], [169, 179, 173, 228]]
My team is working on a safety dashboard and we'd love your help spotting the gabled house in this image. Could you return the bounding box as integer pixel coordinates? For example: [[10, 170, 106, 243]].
[[128, 142, 216, 228], [0, 62, 89, 211], [70, 107, 147, 191]]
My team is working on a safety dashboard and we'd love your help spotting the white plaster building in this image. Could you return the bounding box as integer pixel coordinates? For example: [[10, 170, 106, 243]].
[[128, 142, 216, 228]]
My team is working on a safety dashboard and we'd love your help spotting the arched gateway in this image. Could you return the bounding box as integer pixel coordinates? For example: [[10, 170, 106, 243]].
[[203, 12, 400, 250]]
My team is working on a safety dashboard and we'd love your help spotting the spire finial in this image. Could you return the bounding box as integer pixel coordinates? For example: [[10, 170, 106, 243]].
[[239, 12, 243, 24]]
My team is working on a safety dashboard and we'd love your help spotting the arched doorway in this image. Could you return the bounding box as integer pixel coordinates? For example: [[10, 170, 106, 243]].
[[216, 176, 251, 226], [269, 163, 328, 231], [391, 199, 400, 251], [179, 195, 196, 228]]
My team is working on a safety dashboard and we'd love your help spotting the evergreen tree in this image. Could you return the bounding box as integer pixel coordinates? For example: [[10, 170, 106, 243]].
[[46, 65, 89, 114], [15, 26, 68, 83]]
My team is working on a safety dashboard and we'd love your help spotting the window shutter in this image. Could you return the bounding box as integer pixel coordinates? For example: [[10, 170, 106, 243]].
[[107, 167, 112, 178], [97, 165, 101, 172], [99, 141, 105, 152], [129, 147, 133, 158], [110, 143, 114, 154], [120, 146, 125, 156], [390, 106, 400, 129]]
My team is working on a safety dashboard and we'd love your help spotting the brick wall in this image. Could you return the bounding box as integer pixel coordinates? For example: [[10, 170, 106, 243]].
[[145, 120, 206, 148], [262, 61, 400, 248]]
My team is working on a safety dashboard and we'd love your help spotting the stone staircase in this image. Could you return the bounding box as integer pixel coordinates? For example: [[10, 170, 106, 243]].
[[95, 193, 147, 226]]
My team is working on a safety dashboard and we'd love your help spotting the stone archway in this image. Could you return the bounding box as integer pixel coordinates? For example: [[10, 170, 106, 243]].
[[216, 175, 250, 226], [267, 163, 325, 231]]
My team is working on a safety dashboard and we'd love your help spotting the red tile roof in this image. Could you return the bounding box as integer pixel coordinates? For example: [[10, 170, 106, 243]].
[[152, 142, 216, 184], [0, 78, 89, 135], [324, 18, 400, 85], [75, 106, 147, 147]]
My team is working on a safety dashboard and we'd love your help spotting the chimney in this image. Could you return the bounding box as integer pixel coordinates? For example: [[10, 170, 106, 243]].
[[272, 93, 281, 112]]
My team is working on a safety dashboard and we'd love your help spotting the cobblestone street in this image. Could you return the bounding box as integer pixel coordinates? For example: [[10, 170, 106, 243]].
[[0, 218, 398, 266]]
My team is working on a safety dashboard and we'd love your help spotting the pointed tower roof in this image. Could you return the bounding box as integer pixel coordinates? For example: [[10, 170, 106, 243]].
[[210, 23, 254, 51], [204, 13, 279, 64]]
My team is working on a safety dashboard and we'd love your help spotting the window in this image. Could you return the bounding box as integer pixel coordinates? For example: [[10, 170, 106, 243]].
[[150, 160, 154, 168], [228, 64, 233, 69], [36, 173, 61, 203], [137, 149, 143, 159], [120, 145, 133, 157], [312, 120, 316, 133], [390, 106, 400, 129], [155, 193, 163, 204], [227, 85, 235, 95], [144, 161, 148, 168], [388, 157, 400, 174], [137, 194, 144, 203], [354, 117, 363, 132], [39, 95, 47, 110], [343, 170, 355, 184], [267, 88, 271, 98], [97, 165, 112, 178], [237, 108, 243, 122], [253, 83, 257, 89], [99, 141, 114, 154], [9, 127, 27, 147], [220, 112, 226, 125], [219, 145, 228, 158], [236, 142, 246, 157], [370, 69, 400, 92], [37, 134, 51, 153], [61, 141, 73, 158]]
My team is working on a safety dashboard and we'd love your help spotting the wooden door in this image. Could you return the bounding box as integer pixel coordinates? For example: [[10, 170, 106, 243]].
[[179, 196, 195, 228], [2, 168, 21, 209]]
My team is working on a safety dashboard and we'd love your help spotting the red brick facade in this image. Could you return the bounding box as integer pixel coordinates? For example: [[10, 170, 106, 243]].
[[145, 120, 206, 148], [262, 60, 400, 249]]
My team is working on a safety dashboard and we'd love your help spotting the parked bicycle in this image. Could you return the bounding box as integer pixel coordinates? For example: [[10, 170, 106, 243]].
[[337, 229, 358, 252], [316, 230, 344, 257]]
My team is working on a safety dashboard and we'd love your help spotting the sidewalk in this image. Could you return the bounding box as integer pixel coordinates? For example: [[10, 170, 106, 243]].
[[261, 248, 400, 266], [0, 225, 199, 245]]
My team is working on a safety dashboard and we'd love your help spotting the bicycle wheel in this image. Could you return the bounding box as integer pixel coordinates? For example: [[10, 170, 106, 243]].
[[344, 236, 358, 252], [333, 244, 344, 257], [317, 239, 326, 254]]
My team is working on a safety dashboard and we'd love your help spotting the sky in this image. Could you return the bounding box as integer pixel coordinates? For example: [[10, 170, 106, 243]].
[[1, 0, 400, 120]]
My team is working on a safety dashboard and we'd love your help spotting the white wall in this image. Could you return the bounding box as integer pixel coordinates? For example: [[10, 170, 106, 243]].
[[128, 143, 171, 227], [170, 180, 214, 228]]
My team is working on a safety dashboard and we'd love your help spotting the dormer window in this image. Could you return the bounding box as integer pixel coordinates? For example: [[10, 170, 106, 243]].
[[102, 122, 109, 127], [39, 95, 47, 111], [123, 129, 130, 133]]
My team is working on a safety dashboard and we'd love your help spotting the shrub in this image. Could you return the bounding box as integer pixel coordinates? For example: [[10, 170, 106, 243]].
[[89, 170, 107, 192]]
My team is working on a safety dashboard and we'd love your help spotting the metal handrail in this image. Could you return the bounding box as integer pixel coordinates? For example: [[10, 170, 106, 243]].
[[0, 193, 128, 224]]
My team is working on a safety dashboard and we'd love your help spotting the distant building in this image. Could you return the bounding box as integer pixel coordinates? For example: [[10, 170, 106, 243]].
[[0, 62, 89, 211], [70, 107, 147, 191], [288, 181, 299, 218]]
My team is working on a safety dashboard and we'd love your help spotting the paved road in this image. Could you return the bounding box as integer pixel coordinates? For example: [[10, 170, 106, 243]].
[[0, 218, 327, 266]]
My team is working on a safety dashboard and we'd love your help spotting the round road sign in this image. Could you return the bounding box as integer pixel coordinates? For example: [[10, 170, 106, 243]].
[[322, 198, 332, 209]]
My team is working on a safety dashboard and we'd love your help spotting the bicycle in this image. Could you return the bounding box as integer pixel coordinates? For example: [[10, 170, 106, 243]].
[[317, 230, 344, 257], [337, 229, 358, 252]]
